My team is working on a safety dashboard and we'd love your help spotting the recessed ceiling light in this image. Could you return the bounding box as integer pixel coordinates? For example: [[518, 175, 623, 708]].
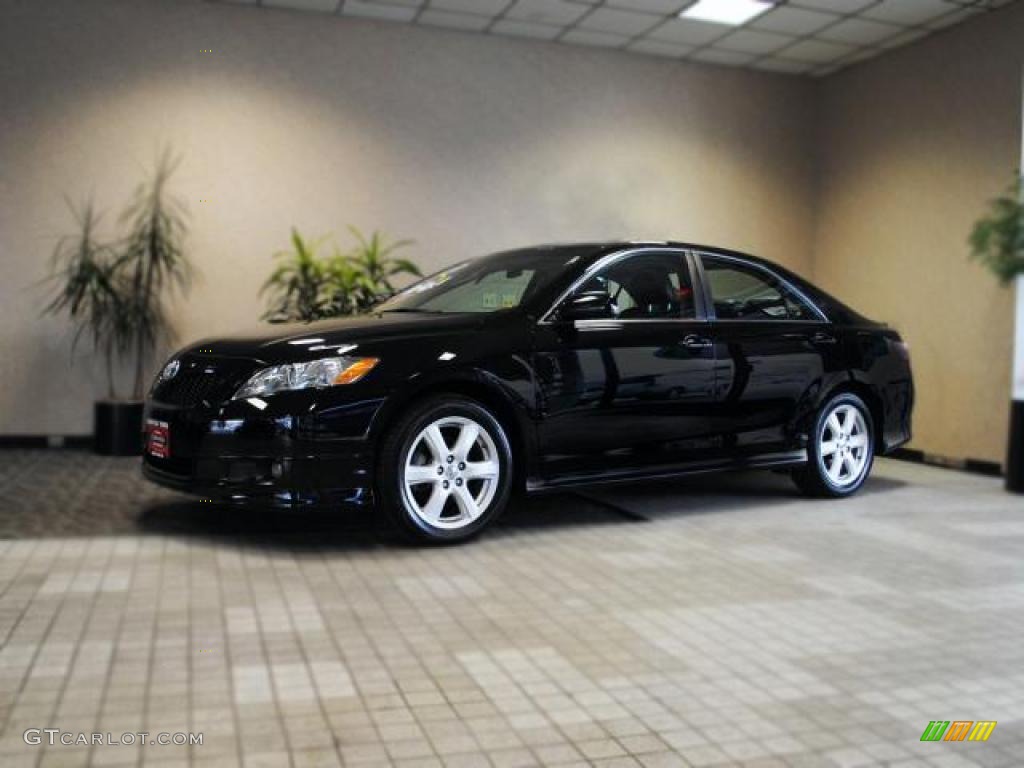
[[680, 0, 774, 26]]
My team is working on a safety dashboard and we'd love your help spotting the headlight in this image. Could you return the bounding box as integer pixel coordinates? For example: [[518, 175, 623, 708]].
[[149, 358, 180, 395], [233, 356, 379, 399]]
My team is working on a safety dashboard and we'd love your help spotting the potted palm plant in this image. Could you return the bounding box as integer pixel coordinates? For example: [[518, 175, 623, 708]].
[[346, 226, 419, 311], [261, 226, 419, 323], [968, 174, 1024, 492], [44, 152, 191, 455]]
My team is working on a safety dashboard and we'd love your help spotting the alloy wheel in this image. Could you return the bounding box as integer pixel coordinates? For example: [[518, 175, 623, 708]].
[[401, 416, 501, 530], [819, 403, 870, 488]]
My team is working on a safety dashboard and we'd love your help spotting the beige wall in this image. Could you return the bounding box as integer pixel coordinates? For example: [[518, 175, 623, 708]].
[[3, 0, 1022, 466], [813, 2, 1024, 465], [0, 0, 816, 435]]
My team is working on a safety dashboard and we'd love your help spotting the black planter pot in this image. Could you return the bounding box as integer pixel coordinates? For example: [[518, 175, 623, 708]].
[[1008, 400, 1024, 493], [94, 400, 144, 456]]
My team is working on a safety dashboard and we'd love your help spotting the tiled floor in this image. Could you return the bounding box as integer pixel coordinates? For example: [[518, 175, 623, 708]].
[[1, 452, 1023, 767]]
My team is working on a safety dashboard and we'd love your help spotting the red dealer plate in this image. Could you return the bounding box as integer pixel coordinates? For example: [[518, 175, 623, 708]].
[[146, 419, 170, 459]]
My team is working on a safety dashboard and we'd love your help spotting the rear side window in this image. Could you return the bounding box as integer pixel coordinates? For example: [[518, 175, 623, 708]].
[[701, 256, 819, 321]]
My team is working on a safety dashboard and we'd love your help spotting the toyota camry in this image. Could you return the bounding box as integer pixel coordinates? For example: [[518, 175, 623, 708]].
[[143, 242, 914, 543]]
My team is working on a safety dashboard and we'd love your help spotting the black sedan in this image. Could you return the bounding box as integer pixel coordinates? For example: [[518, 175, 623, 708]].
[[143, 242, 913, 543]]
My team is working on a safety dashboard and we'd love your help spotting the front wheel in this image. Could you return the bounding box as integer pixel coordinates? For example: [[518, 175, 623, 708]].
[[377, 396, 513, 544], [792, 392, 874, 498]]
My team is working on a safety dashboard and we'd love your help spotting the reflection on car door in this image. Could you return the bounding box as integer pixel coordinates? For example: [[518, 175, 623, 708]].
[[698, 253, 840, 457], [533, 249, 718, 483]]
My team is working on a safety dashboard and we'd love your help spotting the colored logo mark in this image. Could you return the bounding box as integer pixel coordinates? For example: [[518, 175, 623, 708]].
[[920, 721, 997, 742]]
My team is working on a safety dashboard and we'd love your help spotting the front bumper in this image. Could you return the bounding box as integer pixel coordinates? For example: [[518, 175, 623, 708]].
[[141, 389, 386, 509]]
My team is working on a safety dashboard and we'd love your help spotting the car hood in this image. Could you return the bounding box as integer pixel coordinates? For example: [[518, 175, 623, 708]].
[[186, 312, 491, 362]]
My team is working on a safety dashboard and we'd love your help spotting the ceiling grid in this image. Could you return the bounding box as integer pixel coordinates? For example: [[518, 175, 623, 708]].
[[214, 0, 1017, 76]]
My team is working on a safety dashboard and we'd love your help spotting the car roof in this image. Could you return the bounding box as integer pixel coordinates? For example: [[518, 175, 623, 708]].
[[510, 240, 778, 269]]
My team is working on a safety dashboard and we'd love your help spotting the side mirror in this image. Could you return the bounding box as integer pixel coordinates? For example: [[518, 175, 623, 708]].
[[556, 289, 613, 322]]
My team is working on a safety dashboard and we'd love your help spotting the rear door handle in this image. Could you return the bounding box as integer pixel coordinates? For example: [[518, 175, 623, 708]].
[[681, 334, 713, 350], [812, 331, 837, 345]]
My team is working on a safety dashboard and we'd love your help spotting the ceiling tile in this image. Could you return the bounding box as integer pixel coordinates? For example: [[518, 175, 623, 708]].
[[351, 0, 421, 7], [750, 6, 839, 36], [647, 17, 730, 46], [606, 0, 690, 12], [750, 57, 815, 74], [417, 9, 491, 30], [839, 47, 885, 65], [818, 17, 903, 45], [787, 0, 875, 12], [561, 29, 631, 47], [777, 38, 857, 62], [818, 48, 882, 75], [715, 28, 795, 55], [877, 28, 930, 48], [578, 7, 663, 36], [862, 0, 961, 26], [341, 1, 418, 22], [504, 0, 587, 26], [926, 6, 983, 29], [491, 19, 563, 40], [690, 48, 756, 66], [626, 38, 694, 57], [429, 0, 507, 16], [264, 0, 339, 11]]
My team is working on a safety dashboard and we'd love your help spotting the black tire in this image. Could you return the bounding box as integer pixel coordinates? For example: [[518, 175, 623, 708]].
[[377, 396, 514, 544], [792, 392, 875, 498]]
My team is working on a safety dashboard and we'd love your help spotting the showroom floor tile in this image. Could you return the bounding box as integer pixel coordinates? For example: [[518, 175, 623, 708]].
[[1, 454, 1023, 767]]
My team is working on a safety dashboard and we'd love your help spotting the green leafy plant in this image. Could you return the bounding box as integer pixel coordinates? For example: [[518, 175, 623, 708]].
[[120, 151, 191, 398], [969, 175, 1024, 285], [346, 226, 419, 311], [261, 229, 337, 323], [43, 151, 192, 400], [261, 227, 419, 323], [44, 201, 129, 399]]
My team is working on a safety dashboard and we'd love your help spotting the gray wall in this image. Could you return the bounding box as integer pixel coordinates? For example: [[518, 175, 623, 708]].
[[0, 0, 816, 436]]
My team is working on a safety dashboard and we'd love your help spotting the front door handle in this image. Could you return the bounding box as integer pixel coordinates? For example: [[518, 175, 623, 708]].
[[812, 331, 837, 345], [681, 334, 713, 350]]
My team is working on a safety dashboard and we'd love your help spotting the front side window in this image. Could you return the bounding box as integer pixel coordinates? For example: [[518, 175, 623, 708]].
[[568, 251, 696, 320], [701, 256, 818, 321]]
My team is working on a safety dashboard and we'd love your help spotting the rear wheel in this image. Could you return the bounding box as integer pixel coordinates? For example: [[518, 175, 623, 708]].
[[378, 396, 513, 544], [793, 392, 874, 498]]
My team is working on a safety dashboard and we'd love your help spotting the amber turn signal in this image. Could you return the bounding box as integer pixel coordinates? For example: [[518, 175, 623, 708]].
[[333, 357, 379, 385]]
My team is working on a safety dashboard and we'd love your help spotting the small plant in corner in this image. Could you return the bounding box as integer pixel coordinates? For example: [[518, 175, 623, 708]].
[[968, 173, 1024, 492], [261, 227, 419, 323], [969, 175, 1024, 284], [43, 151, 192, 455]]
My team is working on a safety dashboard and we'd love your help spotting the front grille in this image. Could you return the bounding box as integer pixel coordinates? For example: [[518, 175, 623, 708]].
[[152, 355, 258, 407]]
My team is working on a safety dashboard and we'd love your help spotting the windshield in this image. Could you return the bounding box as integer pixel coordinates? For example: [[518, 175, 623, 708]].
[[377, 248, 584, 314]]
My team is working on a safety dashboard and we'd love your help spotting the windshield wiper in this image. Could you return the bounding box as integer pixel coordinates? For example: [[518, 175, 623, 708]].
[[378, 308, 446, 314]]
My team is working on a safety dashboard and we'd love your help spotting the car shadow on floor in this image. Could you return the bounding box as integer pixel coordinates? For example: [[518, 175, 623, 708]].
[[567, 470, 908, 524], [136, 491, 635, 551], [135, 471, 907, 550]]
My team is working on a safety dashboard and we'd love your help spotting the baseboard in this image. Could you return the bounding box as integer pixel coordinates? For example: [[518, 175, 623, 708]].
[[889, 447, 1003, 478], [0, 435, 93, 449]]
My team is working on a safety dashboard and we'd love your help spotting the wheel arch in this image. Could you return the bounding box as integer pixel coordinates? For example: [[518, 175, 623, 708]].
[[369, 373, 534, 492], [820, 378, 885, 451]]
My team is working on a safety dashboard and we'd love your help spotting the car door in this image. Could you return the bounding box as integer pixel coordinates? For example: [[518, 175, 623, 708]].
[[532, 248, 718, 482], [696, 252, 839, 458]]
